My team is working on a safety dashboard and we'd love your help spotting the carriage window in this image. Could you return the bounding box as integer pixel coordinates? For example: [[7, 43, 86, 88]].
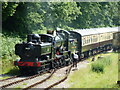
[[82, 37, 85, 45], [83, 38, 86, 45], [89, 37, 91, 43], [88, 37, 90, 43]]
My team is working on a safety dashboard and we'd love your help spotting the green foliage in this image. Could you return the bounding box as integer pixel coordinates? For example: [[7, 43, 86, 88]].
[[2, 2, 80, 34], [91, 56, 112, 73], [91, 62, 104, 73], [72, 2, 119, 29], [24, 3, 46, 32], [1, 33, 22, 74], [2, 2, 119, 34], [6, 66, 20, 75], [43, 2, 81, 29], [2, 2, 19, 22], [1, 34, 21, 59]]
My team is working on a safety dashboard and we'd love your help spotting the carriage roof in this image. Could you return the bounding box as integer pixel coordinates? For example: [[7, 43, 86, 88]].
[[72, 27, 118, 36]]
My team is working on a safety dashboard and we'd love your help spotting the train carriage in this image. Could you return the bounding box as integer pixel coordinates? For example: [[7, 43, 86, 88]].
[[69, 27, 118, 58]]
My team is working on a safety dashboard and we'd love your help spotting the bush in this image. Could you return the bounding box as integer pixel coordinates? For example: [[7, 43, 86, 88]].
[[1, 33, 22, 74], [1, 34, 22, 59], [91, 56, 112, 73], [91, 62, 105, 73]]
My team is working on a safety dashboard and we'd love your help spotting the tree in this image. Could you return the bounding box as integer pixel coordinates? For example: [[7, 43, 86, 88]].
[[2, 2, 19, 22], [2, 2, 45, 34], [71, 2, 119, 29], [43, 2, 81, 30], [2, 2, 119, 34]]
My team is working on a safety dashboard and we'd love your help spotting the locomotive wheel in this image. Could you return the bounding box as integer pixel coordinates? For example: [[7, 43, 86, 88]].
[[69, 58, 73, 64], [90, 50, 94, 56], [89, 51, 91, 56], [57, 61, 60, 68], [28, 68, 39, 75], [61, 56, 66, 66], [51, 61, 55, 69], [98, 47, 101, 54], [53, 61, 59, 69], [20, 68, 34, 75], [67, 59, 71, 65], [20, 69, 26, 75], [94, 49, 97, 55], [84, 51, 89, 58], [19, 67, 27, 75], [60, 58, 64, 67], [86, 51, 89, 58], [66, 58, 72, 66], [35, 68, 42, 74], [80, 53, 84, 59], [57, 60, 60, 68]]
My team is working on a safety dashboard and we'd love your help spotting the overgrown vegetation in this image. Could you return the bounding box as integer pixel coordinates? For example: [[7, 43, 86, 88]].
[[91, 56, 112, 73], [1, 33, 22, 74], [2, 34, 21, 60], [68, 53, 119, 88]]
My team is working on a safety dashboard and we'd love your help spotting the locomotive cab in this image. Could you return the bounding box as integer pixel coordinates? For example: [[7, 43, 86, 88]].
[[27, 34, 41, 43]]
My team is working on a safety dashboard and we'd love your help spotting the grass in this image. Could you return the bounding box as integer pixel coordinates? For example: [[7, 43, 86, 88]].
[[22, 83, 27, 85], [68, 52, 119, 88], [14, 86, 22, 89]]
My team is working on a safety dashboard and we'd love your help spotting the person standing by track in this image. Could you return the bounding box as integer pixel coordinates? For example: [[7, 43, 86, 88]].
[[72, 51, 79, 70]]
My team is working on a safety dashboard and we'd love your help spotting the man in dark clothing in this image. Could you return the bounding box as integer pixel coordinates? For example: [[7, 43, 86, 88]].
[[72, 52, 78, 70]]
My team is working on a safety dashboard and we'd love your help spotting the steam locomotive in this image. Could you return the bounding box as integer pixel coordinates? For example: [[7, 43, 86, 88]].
[[14, 27, 118, 74]]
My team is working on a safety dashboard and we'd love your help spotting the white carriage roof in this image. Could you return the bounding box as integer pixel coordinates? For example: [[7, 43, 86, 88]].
[[72, 27, 119, 36]]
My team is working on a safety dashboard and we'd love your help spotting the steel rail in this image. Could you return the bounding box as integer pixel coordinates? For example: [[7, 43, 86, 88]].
[[44, 65, 72, 90], [23, 69, 56, 90], [1, 71, 49, 89]]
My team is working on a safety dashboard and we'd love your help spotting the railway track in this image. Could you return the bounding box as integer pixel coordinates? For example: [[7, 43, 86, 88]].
[[0, 71, 50, 89], [23, 65, 72, 89], [23, 69, 56, 90], [0, 65, 72, 89], [45, 65, 72, 89]]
